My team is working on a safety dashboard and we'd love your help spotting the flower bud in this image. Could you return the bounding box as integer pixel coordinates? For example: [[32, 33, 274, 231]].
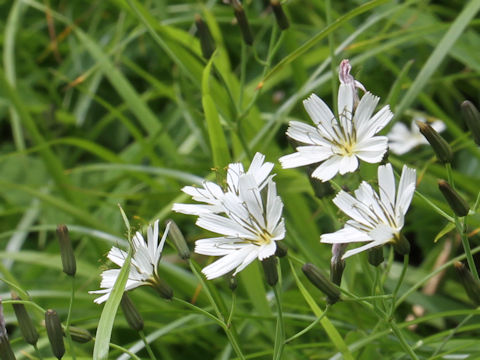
[[454, 261, 480, 306], [416, 120, 452, 164], [166, 220, 190, 260], [270, 0, 289, 30], [393, 233, 410, 256], [0, 300, 15, 360], [438, 180, 469, 217], [274, 242, 288, 258], [194, 14, 215, 60], [231, 0, 253, 45], [66, 326, 92, 343], [302, 263, 340, 304], [368, 246, 384, 267], [461, 101, 480, 146], [121, 294, 144, 332], [150, 276, 173, 300], [11, 293, 38, 346], [227, 275, 238, 291], [261, 256, 278, 287], [45, 309, 65, 359], [330, 244, 346, 286], [56, 224, 76, 276]]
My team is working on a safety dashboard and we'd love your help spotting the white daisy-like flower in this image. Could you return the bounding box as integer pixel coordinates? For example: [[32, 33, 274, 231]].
[[173, 153, 285, 279], [321, 163, 416, 259], [279, 59, 393, 182], [387, 117, 446, 155], [90, 220, 171, 304]]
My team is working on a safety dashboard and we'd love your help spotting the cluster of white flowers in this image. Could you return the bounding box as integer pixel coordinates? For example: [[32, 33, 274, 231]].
[[92, 60, 426, 303], [173, 153, 285, 279]]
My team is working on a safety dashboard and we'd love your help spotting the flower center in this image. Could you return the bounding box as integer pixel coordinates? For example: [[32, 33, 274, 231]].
[[340, 141, 356, 156], [253, 230, 272, 246]]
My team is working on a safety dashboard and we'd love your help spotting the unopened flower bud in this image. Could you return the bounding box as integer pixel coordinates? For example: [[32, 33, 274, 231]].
[[270, 0, 289, 30], [275, 242, 288, 258], [393, 233, 410, 256], [227, 275, 238, 291], [0, 300, 15, 360], [66, 326, 92, 343], [330, 244, 346, 286], [368, 247, 384, 267], [416, 121, 452, 164], [454, 261, 480, 306], [461, 101, 480, 146], [56, 225, 76, 276], [231, 0, 253, 45], [166, 220, 190, 259], [121, 294, 144, 332], [302, 263, 340, 304], [194, 14, 215, 59], [45, 309, 65, 359], [438, 180, 469, 217], [150, 276, 173, 300], [11, 293, 38, 346], [261, 256, 278, 287]]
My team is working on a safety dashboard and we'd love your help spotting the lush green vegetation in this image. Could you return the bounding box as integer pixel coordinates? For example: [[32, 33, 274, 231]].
[[1, 0, 480, 359]]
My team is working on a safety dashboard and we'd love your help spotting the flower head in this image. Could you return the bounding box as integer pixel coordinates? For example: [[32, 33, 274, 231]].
[[321, 163, 416, 258], [279, 59, 393, 182], [387, 117, 446, 155], [173, 153, 285, 279], [90, 220, 171, 304]]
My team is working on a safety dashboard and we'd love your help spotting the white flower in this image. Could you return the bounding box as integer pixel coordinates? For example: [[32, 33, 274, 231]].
[[321, 163, 416, 259], [279, 59, 393, 182], [90, 220, 171, 304], [173, 153, 285, 279], [388, 117, 446, 155]]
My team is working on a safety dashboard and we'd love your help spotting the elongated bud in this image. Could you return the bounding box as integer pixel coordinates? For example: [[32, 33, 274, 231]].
[[416, 121, 452, 163], [270, 0, 289, 30], [0, 300, 16, 360], [121, 294, 144, 332], [66, 326, 92, 343], [330, 244, 346, 286], [45, 309, 65, 359], [56, 225, 76, 276], [393, 233, 410, 256], [275, 242, 288, 258], [231, 0, 253, 45], [150, 276, 173, 300], [368, 246, 384, 267], [438, 180, 469, 217], [11, 293, 38, 346], [194, 14, 215, 59], [302, 263, 340, 304], [261, 256, 278, 287], [166, 220, 190, 259], [461, 101, 480, 146], [227, 275, 237, 291], [454, 262, 480, 305]]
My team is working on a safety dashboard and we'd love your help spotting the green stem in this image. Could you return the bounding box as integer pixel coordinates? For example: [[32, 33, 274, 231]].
[[33, 343, 44, 360], [390, 321, 419, 360], [227, 291, 237, 327], [389, 255, 409, 319], [173, 297, 224, 328], [445, 164, 478, 280], [65, 276, 76, 360], [272, 285, 285, 360], [431, 313, 474, 357], [99, 339, 142, 360], [285, 305, 330, 344], [138, 330, 156, 360]]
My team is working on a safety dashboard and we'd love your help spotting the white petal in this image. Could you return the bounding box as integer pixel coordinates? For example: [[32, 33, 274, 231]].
[[354, 92, 379, 131], [333, 190, 375, 226], [321, 226, 371, 244], [342, 240, 385, 259], [303, 93, 336, 126], [195, 237, 246, 256], [338, 83, 354, 123], [395, 165, 416, 216], [232, 247, 261, 275], [196, 213, 255, 240], [257, 241, 277, 260], [279, 146, 333, 169], [266, 180, 284, 234], [310, 156, 342, 181], [107, 247, 128, 267], [172, 203, 223, 216], [237, 175, 265, 229], [368, 223, 395, 244], [286, 121, 330, 146], [378, 164, 396, 207], [338, 155, 359, 175], [355, 136, 388, 163], [201, 246, 255, 279], [357, 105, 393, 140]]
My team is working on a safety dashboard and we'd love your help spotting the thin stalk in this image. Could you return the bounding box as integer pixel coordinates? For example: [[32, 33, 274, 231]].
[[33, 343, 44, 360], [173, 297, 223, 327], [138, 330, 156, 360], [285, 305, 330, 344], [227, 291, 237, 327], [431, 313, 475, 357], [272, 285, 285, 360], [389, 255, 409, 319], [445, 164, 478, 279], [99, 339, 142, 360], [65, 276, 76, 360], [390, 321, 419, 360]]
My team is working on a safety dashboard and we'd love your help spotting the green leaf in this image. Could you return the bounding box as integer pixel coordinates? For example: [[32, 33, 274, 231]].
[[434, 222, 456, 243]]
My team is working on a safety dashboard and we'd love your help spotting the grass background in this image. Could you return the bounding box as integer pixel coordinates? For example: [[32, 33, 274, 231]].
[[1, 0, 480, 358]]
